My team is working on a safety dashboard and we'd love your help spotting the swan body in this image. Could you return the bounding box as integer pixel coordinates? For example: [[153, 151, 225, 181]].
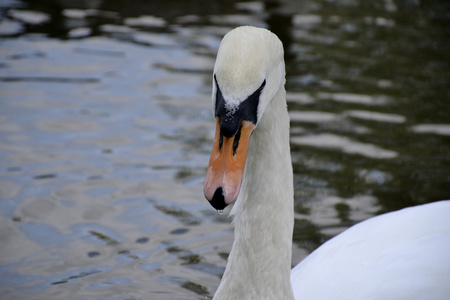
[[204, 26, 450, 300], [291, 201, 450, 300]]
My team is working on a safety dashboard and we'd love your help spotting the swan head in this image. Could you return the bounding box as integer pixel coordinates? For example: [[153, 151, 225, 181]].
[[204, 26, 285, 210]]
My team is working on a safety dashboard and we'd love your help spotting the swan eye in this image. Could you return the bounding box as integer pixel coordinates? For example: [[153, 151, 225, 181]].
[[257, 79, 266, 92]]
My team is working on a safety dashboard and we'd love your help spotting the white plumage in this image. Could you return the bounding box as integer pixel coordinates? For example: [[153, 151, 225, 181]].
[[291, 201, 450, 300], [205, 26, 450, 300]]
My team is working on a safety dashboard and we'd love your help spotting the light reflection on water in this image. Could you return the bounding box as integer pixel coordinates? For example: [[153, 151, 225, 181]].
[[0, 0, 449, 299]]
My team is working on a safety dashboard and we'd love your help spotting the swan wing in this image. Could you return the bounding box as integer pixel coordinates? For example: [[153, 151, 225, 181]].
[[291, 200, 450, 300]]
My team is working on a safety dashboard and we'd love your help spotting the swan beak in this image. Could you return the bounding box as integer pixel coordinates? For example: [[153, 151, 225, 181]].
[[204, 118, 255, 210]]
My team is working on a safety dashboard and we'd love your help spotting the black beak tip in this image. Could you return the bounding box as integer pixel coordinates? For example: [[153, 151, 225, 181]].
[[209, 187, 228, 210]]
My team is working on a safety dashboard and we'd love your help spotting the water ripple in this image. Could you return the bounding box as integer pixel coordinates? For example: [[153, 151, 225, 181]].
[[291, 133, 398, 159]]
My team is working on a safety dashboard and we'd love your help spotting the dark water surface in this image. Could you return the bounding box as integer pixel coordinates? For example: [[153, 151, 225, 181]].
[[1, 0, 449, 299]]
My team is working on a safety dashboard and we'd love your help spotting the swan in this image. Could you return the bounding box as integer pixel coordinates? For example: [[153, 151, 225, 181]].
[[203, 26, 450, 300]]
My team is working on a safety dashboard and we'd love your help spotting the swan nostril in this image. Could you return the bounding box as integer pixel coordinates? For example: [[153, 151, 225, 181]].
[[210, 187, 228, 210], [232, 124, 242, 155]]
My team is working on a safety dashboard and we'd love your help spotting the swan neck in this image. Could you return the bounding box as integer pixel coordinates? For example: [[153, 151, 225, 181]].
[[214, 85, 294, 299]]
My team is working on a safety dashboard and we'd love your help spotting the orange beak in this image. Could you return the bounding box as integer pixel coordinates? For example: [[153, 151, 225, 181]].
[[204, 118, 255, 210]]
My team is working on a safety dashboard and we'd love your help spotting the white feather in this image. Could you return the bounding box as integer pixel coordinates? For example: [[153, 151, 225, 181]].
[[291, 201, 450, 300]]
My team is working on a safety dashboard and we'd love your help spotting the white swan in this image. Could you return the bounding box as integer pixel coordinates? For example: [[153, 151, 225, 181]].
[[203, 26, 450, 300]]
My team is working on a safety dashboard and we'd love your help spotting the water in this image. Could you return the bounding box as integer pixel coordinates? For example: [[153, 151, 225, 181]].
[[0, 0, 449, 299]]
